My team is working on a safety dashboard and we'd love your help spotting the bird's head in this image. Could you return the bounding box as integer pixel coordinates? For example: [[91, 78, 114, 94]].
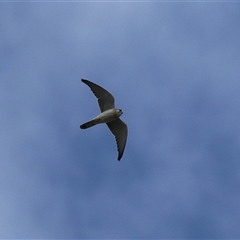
[[116, 109, 123, 117]]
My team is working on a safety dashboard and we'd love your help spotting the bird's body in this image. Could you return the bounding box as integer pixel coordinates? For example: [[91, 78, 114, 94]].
[[80, 79, 127, 161], [80, 108, 121, 129]]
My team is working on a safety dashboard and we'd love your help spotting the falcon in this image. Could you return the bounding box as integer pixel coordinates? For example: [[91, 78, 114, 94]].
[[80, 79, 128, 161]]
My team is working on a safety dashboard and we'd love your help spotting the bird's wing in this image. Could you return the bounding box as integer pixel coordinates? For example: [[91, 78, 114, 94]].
[[81, 79, 115, 112], [107, 118, 128, 161]]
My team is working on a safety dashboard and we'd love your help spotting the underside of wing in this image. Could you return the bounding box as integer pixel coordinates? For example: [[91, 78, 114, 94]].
[[107, 118, 128, 161], [81, 79, 115, 112]]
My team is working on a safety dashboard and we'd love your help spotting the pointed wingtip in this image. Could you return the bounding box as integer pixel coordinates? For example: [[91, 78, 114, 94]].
[[81, 79, 90, 85]]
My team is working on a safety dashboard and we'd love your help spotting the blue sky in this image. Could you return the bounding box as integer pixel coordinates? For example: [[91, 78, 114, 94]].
[[1, 2, 240, 238]]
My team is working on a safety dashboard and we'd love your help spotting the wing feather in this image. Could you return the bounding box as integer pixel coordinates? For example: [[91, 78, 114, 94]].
[[81, 79, 115, 112], [107, 119, 128, 161]]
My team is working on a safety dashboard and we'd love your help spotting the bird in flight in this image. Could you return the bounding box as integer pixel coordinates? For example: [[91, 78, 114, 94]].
[[80, 79, 128, 161]]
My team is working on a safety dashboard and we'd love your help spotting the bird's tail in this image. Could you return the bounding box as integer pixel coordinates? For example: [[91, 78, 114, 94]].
[[80, 119, 97, 129]]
